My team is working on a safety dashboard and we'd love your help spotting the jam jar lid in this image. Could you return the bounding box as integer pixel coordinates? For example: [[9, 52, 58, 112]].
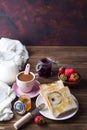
[[13, 100, 26, 115]]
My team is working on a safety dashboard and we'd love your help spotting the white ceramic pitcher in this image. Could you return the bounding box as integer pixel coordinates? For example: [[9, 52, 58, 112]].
[[0, 60, 19, 85]]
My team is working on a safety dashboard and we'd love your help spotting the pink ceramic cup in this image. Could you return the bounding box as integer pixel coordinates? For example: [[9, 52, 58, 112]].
[[16, 71, 38, 93]]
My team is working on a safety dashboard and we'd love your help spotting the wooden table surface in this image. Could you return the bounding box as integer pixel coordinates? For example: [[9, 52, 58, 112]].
[[1, 46, 87, 130]]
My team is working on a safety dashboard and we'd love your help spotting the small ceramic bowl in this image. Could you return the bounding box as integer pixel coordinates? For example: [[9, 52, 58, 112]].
[[58, 74, 81, 86]]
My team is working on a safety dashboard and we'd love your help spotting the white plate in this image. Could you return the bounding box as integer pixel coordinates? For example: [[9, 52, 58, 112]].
[[36, 94, 79, 120]]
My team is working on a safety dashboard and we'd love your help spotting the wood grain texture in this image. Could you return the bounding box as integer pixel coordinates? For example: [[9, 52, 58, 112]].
[[0, 46, 87, 130], [0, 0, 87, 45]]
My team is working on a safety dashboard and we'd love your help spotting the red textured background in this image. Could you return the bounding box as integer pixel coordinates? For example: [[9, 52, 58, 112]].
[[0, 0, 87, 45]]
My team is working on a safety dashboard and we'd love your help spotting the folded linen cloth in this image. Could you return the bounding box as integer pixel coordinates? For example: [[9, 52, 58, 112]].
[[0, 37, 29, 70], [0, 81, 16, 121]]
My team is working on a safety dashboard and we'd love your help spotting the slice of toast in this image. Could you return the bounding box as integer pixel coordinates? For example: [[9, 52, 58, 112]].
[[39, 80, 64, 92], [39, 80, 77, 118]]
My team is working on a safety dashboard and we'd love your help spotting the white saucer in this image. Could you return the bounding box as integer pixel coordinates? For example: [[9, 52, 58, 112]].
[[12, 80, 40, 98], [36, 94, 79, 120]]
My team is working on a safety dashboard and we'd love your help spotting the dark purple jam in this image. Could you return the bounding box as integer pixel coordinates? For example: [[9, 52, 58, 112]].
[[37, 58, 52, 77]]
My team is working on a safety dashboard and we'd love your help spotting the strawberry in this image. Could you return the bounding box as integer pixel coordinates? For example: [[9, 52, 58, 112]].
[[59, 66, 65, 74], [34, 115, 46, 125], [59, 74, 67, 81], [65, 68, 75, 76], [69, 73, 79, 82]]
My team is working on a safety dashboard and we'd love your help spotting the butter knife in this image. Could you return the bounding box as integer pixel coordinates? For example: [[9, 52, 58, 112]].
[[14, 103, 45, 130]]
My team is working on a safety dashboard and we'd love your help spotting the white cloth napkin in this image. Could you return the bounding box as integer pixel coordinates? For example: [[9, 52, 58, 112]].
[[0, 81, 16, 121], [0, 37, 29, 70]]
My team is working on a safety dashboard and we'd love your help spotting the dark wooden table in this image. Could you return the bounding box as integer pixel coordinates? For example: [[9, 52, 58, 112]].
[[1, 46, 87, 130]]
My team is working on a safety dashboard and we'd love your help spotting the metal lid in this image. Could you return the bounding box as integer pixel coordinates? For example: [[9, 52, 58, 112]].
[[13, 100, 26, 115]]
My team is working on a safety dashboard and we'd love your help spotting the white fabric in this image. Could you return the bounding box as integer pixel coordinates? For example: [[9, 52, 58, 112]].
[[0, 37, 29, 70], [0, 81, 16, 121], [0, 37, 29, 85]]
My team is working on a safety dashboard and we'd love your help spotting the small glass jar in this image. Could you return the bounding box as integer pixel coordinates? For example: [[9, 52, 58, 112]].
[[14, 95, 31, 115], [36, 58, 52, 77], [19, 95, 31, 112]]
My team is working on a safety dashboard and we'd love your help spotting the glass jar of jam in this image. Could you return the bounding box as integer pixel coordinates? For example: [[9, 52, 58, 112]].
[[36, 58, 52, 77]]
